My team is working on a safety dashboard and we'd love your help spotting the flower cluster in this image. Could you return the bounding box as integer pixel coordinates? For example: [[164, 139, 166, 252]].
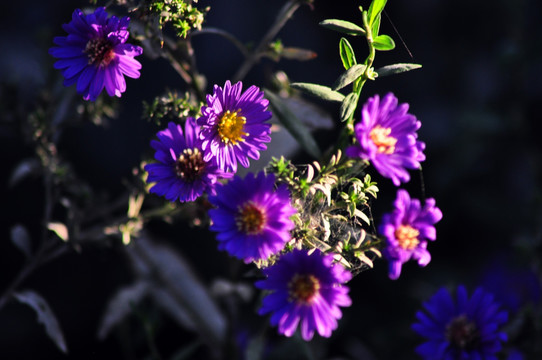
[[345, 93, 443, 280], [412, 285, 508, 360], [145, 81, 272, 202]]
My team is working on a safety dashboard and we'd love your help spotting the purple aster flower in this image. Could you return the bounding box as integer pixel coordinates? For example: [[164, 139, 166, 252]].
[[198, 81, 272, 172], [255, 249, 352, 341], [207, 171, 296, 263], [346, 93, 425, 186], [412, 285, 508, 360], [380, 189, 442, 280], [49, 7, 143, 101], [144, 118, 231, 203]]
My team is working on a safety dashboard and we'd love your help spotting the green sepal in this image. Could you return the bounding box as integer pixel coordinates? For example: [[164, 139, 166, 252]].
[[375, 63, 422, 77], [373, 34, 395, 51], [339, 37, 357, 70], [367, 0, 388, 26], [319, 19, 366, 36], [265, 89, 322, 158], [340, 92, 359, 122], [332, 64, 367, 91], [290, 82, 345, 102]]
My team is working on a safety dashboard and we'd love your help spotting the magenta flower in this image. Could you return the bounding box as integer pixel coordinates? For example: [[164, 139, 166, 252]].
[[346, 93, 425, 186], [198, 81, 272, 172], [412, 285, 508, 360], [144, 119, 232, 203], [380, 189, 442, 280], [255, 249, 352, 341], [49, 7, 143, 101], [207, 171, 296, 263]]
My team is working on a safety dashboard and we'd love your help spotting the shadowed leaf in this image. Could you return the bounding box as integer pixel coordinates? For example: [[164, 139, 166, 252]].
[[97, 281, 150, 340], [14, 290, 68, 354], [265, 89, 322, 159], [127, 236, 226, 347], [340, 92, 359, 122], [10, 224, 32, 259]]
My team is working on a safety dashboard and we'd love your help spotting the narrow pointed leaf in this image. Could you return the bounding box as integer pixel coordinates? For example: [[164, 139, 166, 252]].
[[290, 82, 345, 102], [371, 13, 381, 36], [367, 0, 388, 26], [373, 34, 395, 51], [265, 89, 322, 158], [339, 37, 356, 70], [97, 281, 150, 340], [127, 237, 226, 346], [340, 92, 359, 122], [10, 224, 32, 259], [14, 290, 68, 353], [319, 19, 365, 36], [9, 159, 41, 187], [375, 63, 422, 77], [333, 64, 367, 91]]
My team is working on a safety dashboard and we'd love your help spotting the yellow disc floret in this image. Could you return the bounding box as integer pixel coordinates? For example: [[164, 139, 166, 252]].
[[395, 224, 420, 250], [218, 110, 248, 145], [370, 125, 397, 154]]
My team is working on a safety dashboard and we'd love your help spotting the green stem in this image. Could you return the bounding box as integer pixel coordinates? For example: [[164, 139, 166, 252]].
[[334, 9, 378, 154]]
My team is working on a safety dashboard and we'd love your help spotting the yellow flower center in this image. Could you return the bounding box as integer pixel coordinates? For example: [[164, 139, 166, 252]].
[[288, 274, 321, 304], [85, 38, 116, 67], [395, 224, 420, 250], [370, 125, 397, 154], [236, 202, 266, 234], [218, 110, 248, 145]]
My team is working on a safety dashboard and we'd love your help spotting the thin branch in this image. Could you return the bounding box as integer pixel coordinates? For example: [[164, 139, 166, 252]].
[[232, 0, 302, 82], [190, 27, 250, 58]]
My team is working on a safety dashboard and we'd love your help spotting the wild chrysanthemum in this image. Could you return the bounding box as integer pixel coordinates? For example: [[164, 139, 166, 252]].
[[49, 7, 143, 101], [207, 171, 296, 263], [380, 189, 442, 280], [144, 119, 231, 203], [255, 249, 352, 341], [198, 81, 272, 172], [412, 285, 508, 360], [346, 93, 425, 186]]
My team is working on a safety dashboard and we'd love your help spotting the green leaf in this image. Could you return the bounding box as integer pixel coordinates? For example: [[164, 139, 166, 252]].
[[375, 63, 422, 77], [340, 92, 359, 122], [339, 37, 356, 70], [319, 19, 366, 36], [290, 82, 345, 102], [265, 90, 322, 158], [367, 0, 388, 26], [332, 64, 367, 91], [371, 13, 381, 36], [373, 34, 395, 51]]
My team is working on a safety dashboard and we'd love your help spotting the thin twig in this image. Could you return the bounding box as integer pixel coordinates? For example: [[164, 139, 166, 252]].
[[232, 0, 302, 82], [190, 27, 250, 58]]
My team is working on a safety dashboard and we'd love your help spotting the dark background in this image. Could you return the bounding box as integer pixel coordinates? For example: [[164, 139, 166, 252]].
[[1, 0, 541, 359]]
